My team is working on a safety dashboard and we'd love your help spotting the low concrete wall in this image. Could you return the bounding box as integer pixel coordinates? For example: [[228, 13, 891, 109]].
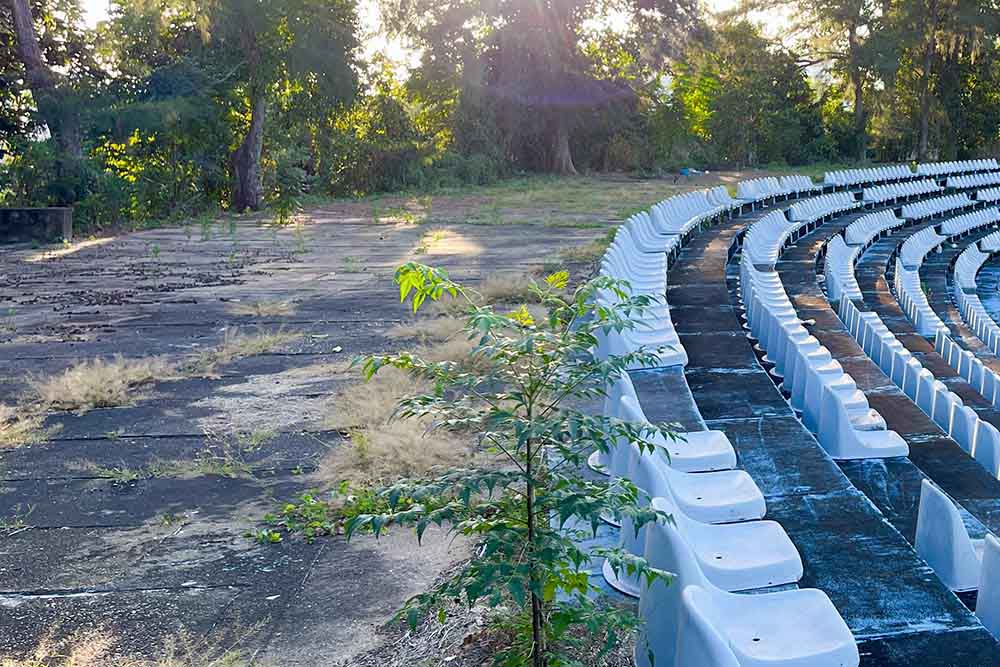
[[0, 208, 73, 244]]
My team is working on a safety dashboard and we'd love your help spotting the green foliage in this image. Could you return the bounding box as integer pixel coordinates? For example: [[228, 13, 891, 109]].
[[338, 263, 675, 665]]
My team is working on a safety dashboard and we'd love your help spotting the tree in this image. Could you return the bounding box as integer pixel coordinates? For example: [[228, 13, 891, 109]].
[[390, 0, 701, 175], [283, 264, 676, 666], [2, 0, 102, 202], [752, 0, 880, 161], [673, 20, 826, 166]]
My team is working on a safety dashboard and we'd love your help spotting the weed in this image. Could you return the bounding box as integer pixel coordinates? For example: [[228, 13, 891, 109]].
[[0, 503, 33, 535], [190, 328, 301, 374], [318, 364, 477, 486], [341, 255, 363, 273], [28, 356, 177, 413], [226, 300, 298, 318], [387, 315, 466, 343], [557, 227, 616, 265], [0, 625, 259, 667], [0, 404, 58, 448]]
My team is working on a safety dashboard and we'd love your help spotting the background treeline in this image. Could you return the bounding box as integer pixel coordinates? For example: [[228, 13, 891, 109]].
[[2, 0, 999, 230]]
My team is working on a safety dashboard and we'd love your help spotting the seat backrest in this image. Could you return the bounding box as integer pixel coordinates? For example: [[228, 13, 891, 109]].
[[915, 479, 982, 591], [637, 498, 711, 667], [976, 534, 1000, 639], [674, 586, 741, 667]]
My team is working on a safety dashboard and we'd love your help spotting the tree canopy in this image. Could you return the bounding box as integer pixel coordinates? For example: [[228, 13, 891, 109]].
[[2, 0, 1000, 229]]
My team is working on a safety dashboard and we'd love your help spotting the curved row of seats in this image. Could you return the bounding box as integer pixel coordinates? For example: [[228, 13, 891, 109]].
[[918, 159, 1000, 176], [824, 235, 863, 304], [787, 191, 857, 222], [902, 193, 974, 220], [981, 187, 1000, 203], [825, 165, 912, 186], [947, 171, 1000, 190], [591, 175, 869, 666], [843, 209, 904, 247], [862, 178, 941, 204], [935, 331, 1000, 412], [840, 297, 998, 469], [741, 221, 908, 460], [825, 201, 1000, 627], [953, 232, 1000, 358]]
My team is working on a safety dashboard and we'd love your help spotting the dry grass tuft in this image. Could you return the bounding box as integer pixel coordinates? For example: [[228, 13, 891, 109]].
[[0, 626, 253, 667], [477, 273, 539, 305], [28, 356, 177, 412], [321, 332, 493, 485], [192, 328, 301, 374], [387, 315, 466, 343], [558, 231, 614, 265], [0, 404, 58, 448], [320, 366, 476, 485], [226, 300, 298, 318]]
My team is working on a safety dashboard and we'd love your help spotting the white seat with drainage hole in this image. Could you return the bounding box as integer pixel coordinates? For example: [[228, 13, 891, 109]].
[[602, 456, 780, 597], [618, 395, 736, 472], [651, 494, 802, 593], [915, 479, 986, 592], [674, 585, 860, 667], [636, 507, 859, 667]]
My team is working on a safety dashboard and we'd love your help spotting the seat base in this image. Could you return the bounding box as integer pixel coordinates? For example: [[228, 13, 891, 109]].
[[602, 559, 641, 598]]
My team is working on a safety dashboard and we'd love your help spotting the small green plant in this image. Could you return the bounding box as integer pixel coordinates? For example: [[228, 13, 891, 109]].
[[342, 255, 363, 273], [338, 263, 673, 666], [1, 503, 34, 536]]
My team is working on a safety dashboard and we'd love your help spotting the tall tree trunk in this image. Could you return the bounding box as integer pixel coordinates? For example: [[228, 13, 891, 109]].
[[550, 119, 577, 176], [231, 87, 267, 212], [848, 26, 866, 162], [10, 0, 83, 202], [917, 3, 937, 161]]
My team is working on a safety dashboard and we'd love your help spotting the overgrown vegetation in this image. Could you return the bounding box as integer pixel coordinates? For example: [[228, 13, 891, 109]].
[[4, 0, 996, 234], [190, 328, 301, 375], [225, 300, 298, 318], [0, 626, 257, 667], [0, 404, 56, 448], [267, 264, 677, 666], [28, 356, 177, 412]]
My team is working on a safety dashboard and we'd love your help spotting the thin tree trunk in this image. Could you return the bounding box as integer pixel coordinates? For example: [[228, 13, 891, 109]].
[[525, 434, 545, 667], [848, 26, 866, 162], [918, 3, 937, 161], [231, 87, 267, 212], [550, 119, 577, 176], [10, 0, 83, 201]]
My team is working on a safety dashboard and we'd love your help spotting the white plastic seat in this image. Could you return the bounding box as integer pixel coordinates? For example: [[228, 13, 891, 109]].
[[976, 534, 1000, 639], [974, 420, 1000, 478], [915, 479, 984, 592], [619, 395, 736, 472], [616, 434, 766, 524], [675, 585, 860, 667], [653, 494, 802, 592], [636, 507, 859, 667]]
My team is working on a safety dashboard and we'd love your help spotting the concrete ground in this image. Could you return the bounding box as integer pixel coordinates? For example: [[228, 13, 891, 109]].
[[0, 176, 743, 665]]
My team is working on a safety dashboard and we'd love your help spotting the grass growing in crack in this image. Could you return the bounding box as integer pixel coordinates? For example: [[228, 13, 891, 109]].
[[0, 404, 58, 448], [387, 315, 466, 343], [318, 336, 491, 486], [0, 504, 34, 536], [557, 227, 616, 265], [226, 300, 298, 318], [28, 356, 177, 413], [0, 625, 259, 667], [191, 328, 301, 374]]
